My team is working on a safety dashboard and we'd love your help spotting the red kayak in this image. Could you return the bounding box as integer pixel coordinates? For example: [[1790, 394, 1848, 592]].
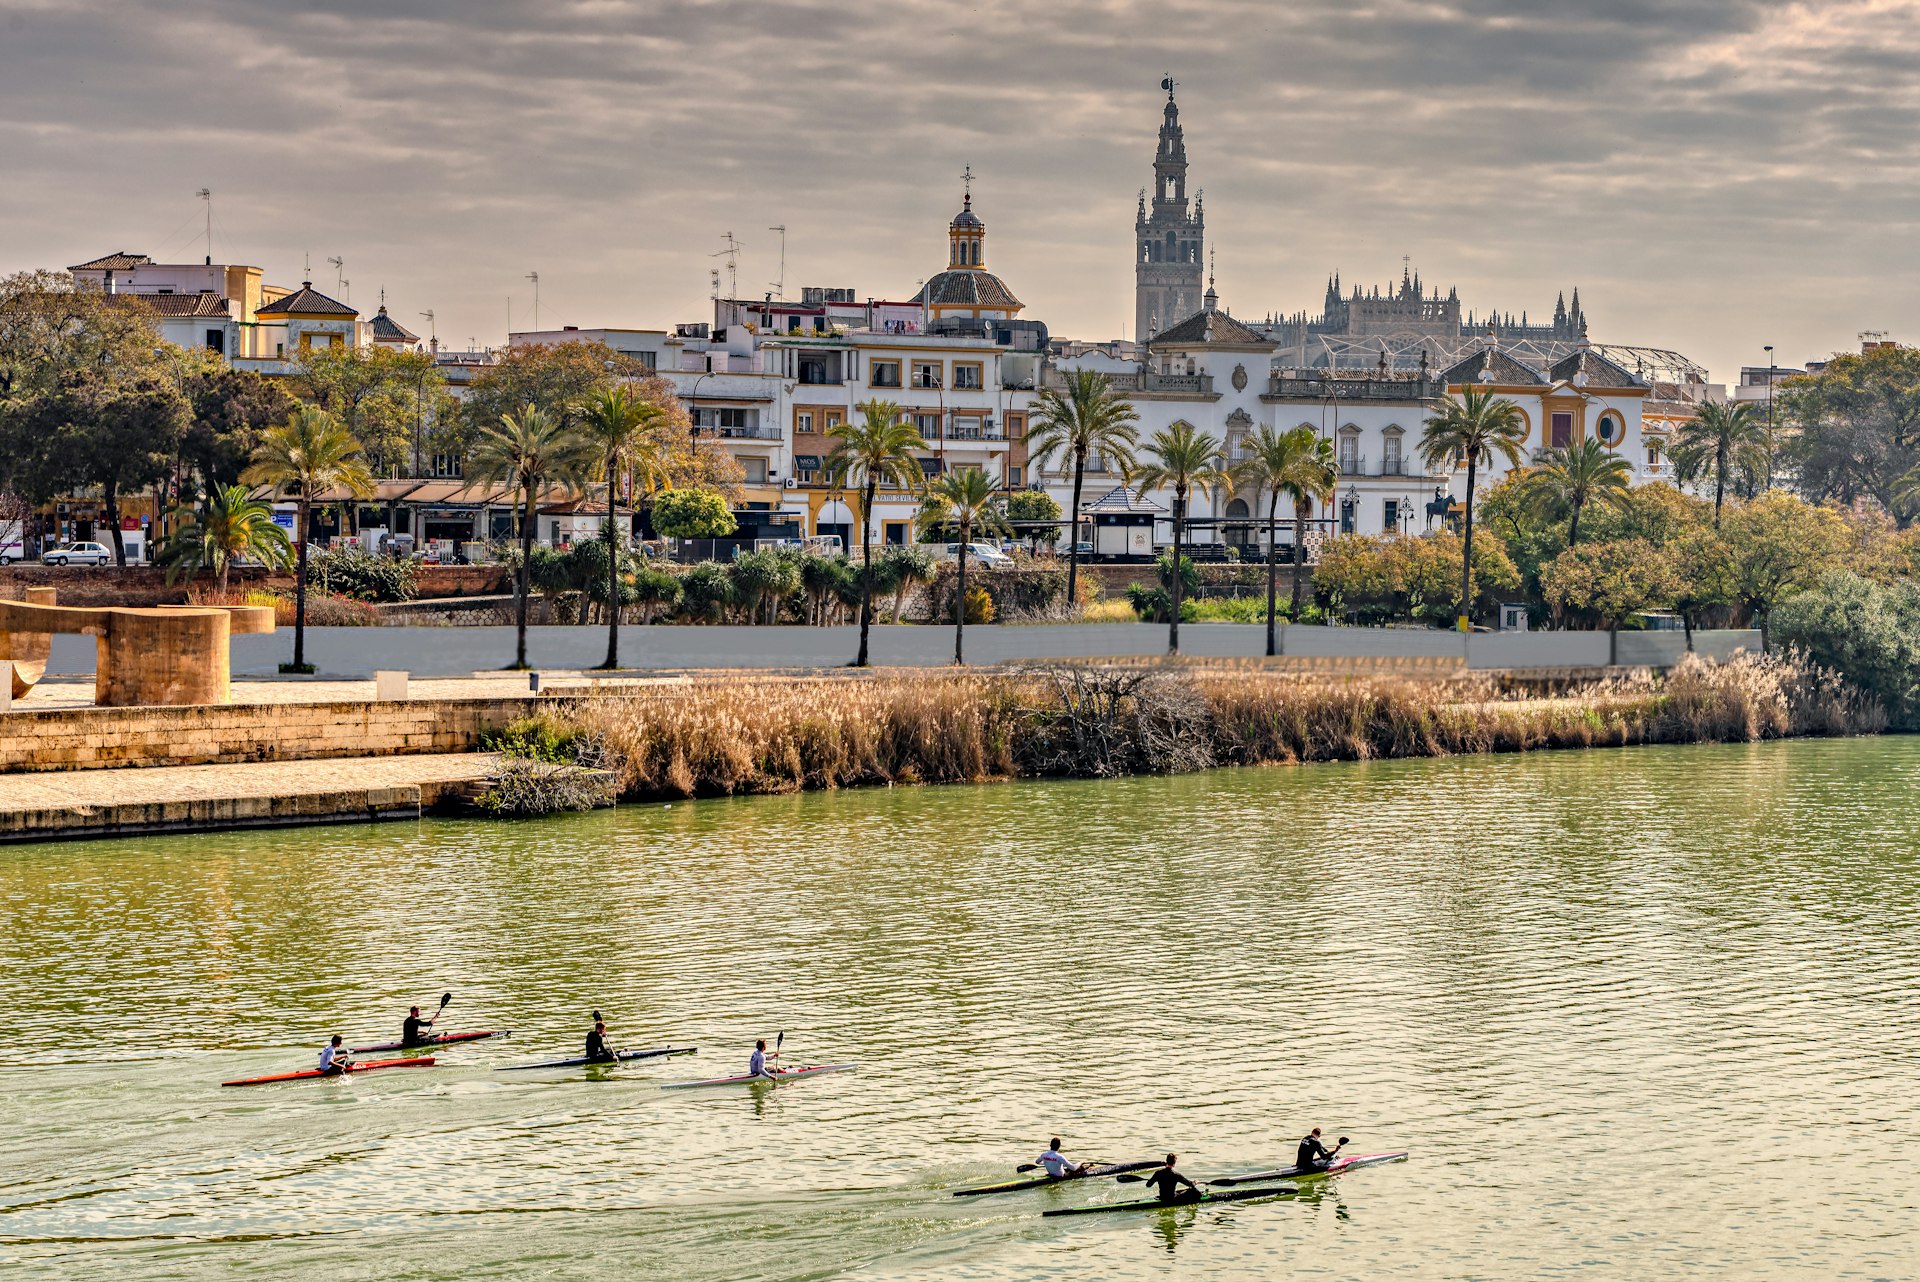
[[350, 1030, 509, 1054], [221, 1056, 436, 1087]]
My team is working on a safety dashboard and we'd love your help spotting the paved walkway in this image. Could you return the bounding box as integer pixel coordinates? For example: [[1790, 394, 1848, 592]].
[[1, 752, 499, 809]]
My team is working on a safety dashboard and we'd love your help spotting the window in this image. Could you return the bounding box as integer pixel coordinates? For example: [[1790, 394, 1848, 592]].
[[912, 361, 942, 389], [430, 453, 463, 478], [1551, 412, 1573, 448], [1596, 412, 1625, 447], [1384, 499, 1401, 530], [825, 411, 844, 431], [615, 348, 658, 370], [913, 412, 942, 438], [954, 362, 983, 390], [870, 360, 901, 388], [693, 407, 756, 432], [796, 411, 814, 435], [1339, 498, 1356, 535], [1382, 435, 1402, 475], [742, 457, 769, 484], [1010, 466, 1022, 487], [1647, 444, 1662, 467], [1338, 436, 1359, 474], [205, 329, 224, 354], [1005, 413, 1024, 439]]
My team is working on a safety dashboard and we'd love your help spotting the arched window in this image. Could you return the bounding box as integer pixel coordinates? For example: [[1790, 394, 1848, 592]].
[[1166, 230, 1177, 256]]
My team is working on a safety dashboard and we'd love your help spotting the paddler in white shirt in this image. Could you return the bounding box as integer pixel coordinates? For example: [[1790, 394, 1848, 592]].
[[318, 1035, 352, 1076], [748, 1038, 777, 1081], [1038, 1138, 1090, 1179]]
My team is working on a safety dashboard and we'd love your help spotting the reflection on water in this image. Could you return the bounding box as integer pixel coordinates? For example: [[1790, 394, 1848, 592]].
[[2, 738, 1918, 1279]]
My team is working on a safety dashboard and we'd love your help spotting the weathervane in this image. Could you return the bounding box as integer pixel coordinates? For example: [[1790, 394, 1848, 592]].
[[1161, 75, 1177, 98], [961, 164, 975, 204]]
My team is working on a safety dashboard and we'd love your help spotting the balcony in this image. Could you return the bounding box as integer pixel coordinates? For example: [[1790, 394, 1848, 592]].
[[713, 424, 783, 441], [1336, 454, 1427, 479], [942, 426, 1007, 442], [1268, 376, 1443, 402], [1143, 372, 1214, 395]]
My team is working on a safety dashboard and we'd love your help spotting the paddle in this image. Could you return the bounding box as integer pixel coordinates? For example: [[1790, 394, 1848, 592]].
[[590, 1009, 622, 1064], [764, 1030, 784, 1085], [430, 991, 452, 1031]]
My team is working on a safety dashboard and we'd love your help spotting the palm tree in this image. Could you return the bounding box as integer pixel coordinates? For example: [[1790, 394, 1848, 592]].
[[1232, 425, 1336, 655], [1026, 369, 1141, 608], [1419, 387, 1529, 632], [1129, 421, 1227, 654], [1525, 438, 1634, 548], [467, 402, 595, 669], [1673, 401, 1768, 528], [824, 400, 925, 666], [159, 483, 293, 597], [918, 466, 1006, 665], [242, 405, 375, 672], [575, 385, 669, 669]]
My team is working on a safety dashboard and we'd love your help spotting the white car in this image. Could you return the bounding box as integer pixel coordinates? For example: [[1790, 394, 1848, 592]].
[[940, 541, 1014, 569], [41, 541, 113, 566]]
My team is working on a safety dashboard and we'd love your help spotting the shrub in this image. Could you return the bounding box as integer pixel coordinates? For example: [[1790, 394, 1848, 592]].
[[652, 488, 737, 540], [632, 567, 683, 622], [306, 547, 419, 602], [679, 562, 734, 621], [1155, 551, 1201, 596], [924, 565, 1065, 622], [964, 585, 997, 624]]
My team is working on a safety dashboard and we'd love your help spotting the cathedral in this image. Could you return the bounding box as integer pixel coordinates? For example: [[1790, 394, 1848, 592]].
[[1132, 85, 1605, 377]]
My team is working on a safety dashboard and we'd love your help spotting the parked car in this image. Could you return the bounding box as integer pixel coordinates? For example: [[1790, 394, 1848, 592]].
[[937, 541, 1015, 569], [41, 541, 113, 566]]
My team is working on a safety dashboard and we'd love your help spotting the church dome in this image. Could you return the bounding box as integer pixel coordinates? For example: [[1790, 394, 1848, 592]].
[[916, 268, 1022, 312]]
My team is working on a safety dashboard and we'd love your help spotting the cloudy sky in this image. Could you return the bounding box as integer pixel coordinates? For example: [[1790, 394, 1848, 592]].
[[2, 0, 1916, 380]]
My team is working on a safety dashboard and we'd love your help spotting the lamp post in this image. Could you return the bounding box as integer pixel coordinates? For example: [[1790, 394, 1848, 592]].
[[1763, 344, 1775, 492]]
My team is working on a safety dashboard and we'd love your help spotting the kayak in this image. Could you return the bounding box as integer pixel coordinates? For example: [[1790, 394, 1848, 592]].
[[1044, 1185, 1297, 1217], [497, 1045, 698, 1072], [1210, 1151, 1409, 1186], [661, 1063, 856, 1089], [954, 1160, 1164, 1197], [350, 1030, 510, 1054], [221, 1056, 436, 1087]]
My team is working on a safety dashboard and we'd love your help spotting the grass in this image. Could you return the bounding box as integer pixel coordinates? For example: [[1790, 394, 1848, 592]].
[[548, 652, 1882, 803]]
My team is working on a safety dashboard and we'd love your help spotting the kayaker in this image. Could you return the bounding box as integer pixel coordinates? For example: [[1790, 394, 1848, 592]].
[[748, 1038, 777, 1081], [401, 1005, 436, 1048], [584, 1020, 617, 1064], [1143, 1154, 1200, 1204], [1296, 1128, 1342, 1173], [318, 1035, 351, 1076], [1038, 1139, 1089, 1179]]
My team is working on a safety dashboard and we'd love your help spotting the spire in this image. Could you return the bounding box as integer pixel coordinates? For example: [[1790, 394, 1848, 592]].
[[1204, 249, 1218, 311]]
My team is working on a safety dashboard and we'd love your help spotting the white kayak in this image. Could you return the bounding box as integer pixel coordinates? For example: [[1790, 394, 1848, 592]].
[[661, 1063, 857, 1089]]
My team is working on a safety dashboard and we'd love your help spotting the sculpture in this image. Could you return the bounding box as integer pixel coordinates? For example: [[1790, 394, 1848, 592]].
[[0, 587, 275, 707]]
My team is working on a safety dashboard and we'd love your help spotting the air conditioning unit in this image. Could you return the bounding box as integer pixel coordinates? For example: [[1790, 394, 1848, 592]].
[[782, 478, 798, 489]]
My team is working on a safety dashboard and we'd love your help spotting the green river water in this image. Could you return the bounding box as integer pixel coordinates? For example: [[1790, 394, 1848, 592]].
[[2, 738, 1917, 1280]]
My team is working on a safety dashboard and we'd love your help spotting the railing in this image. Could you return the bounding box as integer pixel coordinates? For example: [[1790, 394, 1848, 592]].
[[796, 373, 842, 386], [1143, 372, 1213, 394], [1337, 454, 1426, 478], [715, 425, 783, 440], [943, 427, 1007, 442], [1268, 376, 1443, 401]]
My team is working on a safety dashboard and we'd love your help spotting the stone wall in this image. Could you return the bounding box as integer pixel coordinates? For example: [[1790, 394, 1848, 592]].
[[0, 563, 511, 608], [0, 696, 541, 773]]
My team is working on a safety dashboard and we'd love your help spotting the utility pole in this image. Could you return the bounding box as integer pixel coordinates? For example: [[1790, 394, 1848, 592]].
[[768, 225, 787, 301], [1763, 343, 1775, 492], [526, 272, 540, 331]]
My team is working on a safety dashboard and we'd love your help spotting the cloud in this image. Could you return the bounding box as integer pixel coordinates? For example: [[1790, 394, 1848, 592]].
[[0, 0, 1916, 376]]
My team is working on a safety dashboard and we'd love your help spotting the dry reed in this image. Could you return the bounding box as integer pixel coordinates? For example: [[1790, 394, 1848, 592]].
[[553, 652, 1883, 803]]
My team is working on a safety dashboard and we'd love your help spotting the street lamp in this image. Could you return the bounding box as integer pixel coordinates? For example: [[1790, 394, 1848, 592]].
[[1763, 344, 1775, 491]]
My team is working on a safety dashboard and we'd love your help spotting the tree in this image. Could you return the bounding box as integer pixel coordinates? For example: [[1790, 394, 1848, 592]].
[[465, 403, 595, 669], [918, 466, 1006, 665], [159, 482, 292, 596], [1232, 423, 1336, 655], [1718, 492, 1851, 650], [177, 362, 295, 499], [2, 373, 188, 566], [1129, 420, 1226, 654], [575, 385, 669, 669], [1673, 401, 1769, 528], [0, 269, 163, 403], [1420, 387, 1530, 630], [1524, 438, 1634, 547], [1025, 369, 1141, 607], [1667, 528, 1738, 652], [1005, 488, 1063, 554], [824, 400, 925, 666], [1538, 538, 1681, 662], [1774, 570, 1920, 727], [1777, 343, 1920, 523], [294, 344, 449, 477], [242, 406, 376, 673], [651, 487, 737, 541]]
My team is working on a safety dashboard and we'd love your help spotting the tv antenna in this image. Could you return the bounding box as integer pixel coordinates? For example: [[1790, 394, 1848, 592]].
[[526, 272, 540, 330], [711, 232, 743, 299], [768, 225, 787, 300], [196, 188, 212, 264], [328, 256, 347, 301], [709, 268, 721, 301], [418, 308, 436, 342]]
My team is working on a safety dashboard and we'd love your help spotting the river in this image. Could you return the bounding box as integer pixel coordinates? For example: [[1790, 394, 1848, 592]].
[[2, 738, 1916, 1280]]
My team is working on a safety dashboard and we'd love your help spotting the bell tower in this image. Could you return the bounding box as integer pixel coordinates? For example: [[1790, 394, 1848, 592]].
[[1134, 78, 1205, 343]]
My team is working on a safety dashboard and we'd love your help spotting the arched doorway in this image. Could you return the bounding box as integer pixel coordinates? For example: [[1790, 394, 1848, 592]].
[[1224, 498, 1251, 552], [816, 499, 854, 552]]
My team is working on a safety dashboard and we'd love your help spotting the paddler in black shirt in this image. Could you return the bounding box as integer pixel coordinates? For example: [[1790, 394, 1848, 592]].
[[401, 1005, 436, 1047], [1296, 1128, 1343, 1173], [584, 1020, 617, 1064], [1143, 1153, 1201, 1204]]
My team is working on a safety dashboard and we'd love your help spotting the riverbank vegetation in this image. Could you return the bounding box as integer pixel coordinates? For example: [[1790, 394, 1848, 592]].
[[507, 654, 1879, 805]]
